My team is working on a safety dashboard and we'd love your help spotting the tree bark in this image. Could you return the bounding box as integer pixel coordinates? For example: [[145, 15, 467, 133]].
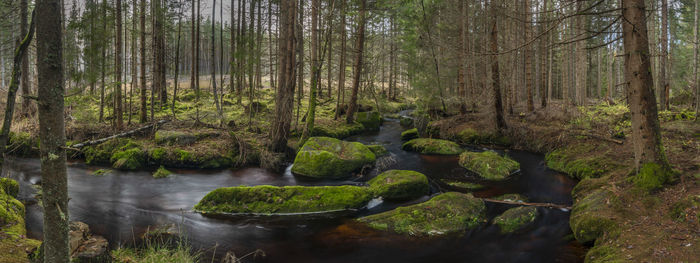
[[270, 0, 297, 152], [20, 0, 33, 118], [659, 0, 668, 111], [115, 0, 124, 130], [696, 0, 700, 119], [334, 0, 346, 120], [490, 0, 506, 131], [36, 0, 70, 261], [346, 0, 367, 124], [524, 0, 534, 112], [304, 0, 320, 138], [211, 0, 222, 124], [139, 0, 147, 123]]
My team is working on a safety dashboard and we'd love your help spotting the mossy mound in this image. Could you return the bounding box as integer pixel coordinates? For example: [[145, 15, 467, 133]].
[[356, 111, 382, 131], [493, 193, 528, 202], [152, 166, 173, 179], [584, 243, 625, 263], [0, 179, 41, 261], [367, 144, 389, 157], [452, 128, 512, 146], [545, 143, 624, 180], [569, 189, 620, 244], [155, 130, 197, 146], [400, 128, 418, 141], [402, 138, 463, 155], [83, 138, 146, 170], [357, 192, 487, 236], [459, 151, 519, 180], [0, 178, 19, 198], [148, 147, 235, 169], [670, 195, 700, 222], [399, 116, 414, 127], [194, 185, 374, 215], [440, 180, 484, 190], [367, 170, 429, 201], [493, 206, 538, 234], [110, 147, 147, 170], [632, 163, 674, 192], [310, 120, 366, 139], [291, 137, 376, 179]]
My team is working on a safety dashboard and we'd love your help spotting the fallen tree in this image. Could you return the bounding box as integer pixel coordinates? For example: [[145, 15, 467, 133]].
[[70, 120, 169, 149]]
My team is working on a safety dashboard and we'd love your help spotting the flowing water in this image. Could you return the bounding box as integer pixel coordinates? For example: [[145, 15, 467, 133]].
[[3, 113, 585, 262]]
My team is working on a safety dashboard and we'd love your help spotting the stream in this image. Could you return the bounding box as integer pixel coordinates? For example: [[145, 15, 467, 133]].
[[2, 113, 585, 262]]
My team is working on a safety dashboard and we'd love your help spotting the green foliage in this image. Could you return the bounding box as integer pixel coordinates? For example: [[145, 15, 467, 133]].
[[92, 169, 113, 176], [493, 206, 538, 234], [152, 166, 172, 179], [459, 151, 520, 181], [357, 192, 487, 236], [0, 178, 19, 198], [194, 185, 373, 214], [0, 179, 26, 237], [402, 138, 463, 155], [367, 170, 429, 201], [584, 244, 625, 263], [291, 137, 376, 179], [7, 132, 39, 157], [633, 163, 673, 192], [111, 241, 198, 263]]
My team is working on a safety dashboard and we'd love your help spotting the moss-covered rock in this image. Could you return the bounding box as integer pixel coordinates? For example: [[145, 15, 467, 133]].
[[545, 143, 624, 180], [357, 192, 487, 236], [0, 178, 19, 198], [291, 137, 376, 179], [152, 166, 173, 179], [459, 151, 519, 180], [670, 195, 700, 222], [367, 170, 429, 201], [194, 185, 374, 215], [569, 189, 619, 244], [493, 193, 528, 202], [356, 111, 382, 131], [452, 128, 512, 146], [110, 147, 146, 170], [493, 206, 538, 234], [584, 244, 625, 263], [400, 128, 418, 141], [147, 147, 235, 169], [312, 121, 366, 139], [91, 169, 112, 176], [367, 144, 389, 157], [0, 181, 40, 263], [440, 180, 484, 190], [402, 138, 463, 155], [155, 130, 197, 146], [399, 116, 414, 127], [83, 138, 143, 169], [632, 162, 674, 191]]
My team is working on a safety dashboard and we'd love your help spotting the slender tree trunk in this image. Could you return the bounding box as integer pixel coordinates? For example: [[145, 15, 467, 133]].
[[36, 0, 69, 261], [20, 0, 32, 118], [230, 0, 236, 94], [326, 3, 333, 98], [597, 47, 602, 99], [491, 0, 506, 131], [304, 0, 320, 138], [195, 0, 201, 121], [346, 0, 366, 124], [173, 9, 182, 119], [211, 0, 222, 124], [659, 0, 668, 111], [608, 47, 614, 100], [696, 0, 700, 119], [539, 0, 547, 108], [621, 0, 671, 174], [115, 0, 124, 130], [524, 0, 534, 112], [140, 0, 147, 123], [247, 0, 256, 127], [270, 0, 297, 152], [334, 0, 346, 120], [130, 0, 137, 124], [295, 0, 304, 127], [575, 0, 588, 106], [256, 0, 263, 90], [100, 0, 107, 123], [268, 0, 275, 89]]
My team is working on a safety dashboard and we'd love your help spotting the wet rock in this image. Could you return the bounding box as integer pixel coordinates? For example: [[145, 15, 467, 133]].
[[400, 128, 419, 141], [493, 193, 528, 202], [69, 221, 110, 262], [367, 170, 429, 201], [459, 151, 519, 180], [312, 121, 366, 139], [152, 166, 172, 178], [292, 137, 376, 179], [493, 206, 538, 234], [569, 189, 619, 243], [367, 144, 389, 157], [402, 138, 463, 155], [356, 111, 382, 131], [357, 192, 487, 236], [155, 130, 197, 146], [195, 185, 374, 215], [440, 180, 484, 191], [399, 116, 413, 127]]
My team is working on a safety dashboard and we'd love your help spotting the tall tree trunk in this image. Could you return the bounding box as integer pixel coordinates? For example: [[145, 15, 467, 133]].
[[173, 9, 182, 119], [115, 0, 124, 129], [490, 0, 506, 131], [539, 0, 547, 108], [295, 0, 304, 127], [256, 0, 263, 90], [100, 0, 107, 123], [36, 0, 69, 261], [270, 0, 297, 152], [211, 0, 222, 123], [334, 0, 346, 120], [140, 0, 147, 123], [621, 0, 671, 179], [346, 0, 366, 124], [304, 0, 320, 138], [575, 0, 588, 106], [326, 3, 333, 98], [659, 0, 668, 111], [130, 0, 137, 124], [524, 0, 534, 112], [195, 0, 201, 121], [247, 0, 255, 127], [230, 0, 236, 94], [20, 0, 32, 118], [696, 0, 700, 119]]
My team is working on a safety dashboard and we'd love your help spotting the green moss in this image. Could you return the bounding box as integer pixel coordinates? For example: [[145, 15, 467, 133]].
[[291, 137, 376, 179], [83, 138, 139, 166], [152, 166, 173, 179], [311, 121, 365, 139], [399, 116, 413, 127], [367, 170, 429, 201], [367, 144, 389, 157], [633, 163, 673, 191], [110, 148, 146, 170], [357, 192, 487, 236], [402, 138, 463, 155], [545, 144, 624, 180], [148, 147, 234, 169], [459, 151, 520, 181], [569, 189, 620, 244], [6, 132, 39, 157], [455, 128, 479, 144], [356, 111, 382, 131], [155, 130, 196, 146], [92, 169, 113, 176], [493, 193, 528, 202], [400, 128, 419, 141], [584, 244, 625, 263], [669, 195, 700, 222], [0, 180, 26, 237], [493, 206, 538, 234], [194, 185, 373, 214], [440, 180, 484, 190], [0, 178, 19, 198]]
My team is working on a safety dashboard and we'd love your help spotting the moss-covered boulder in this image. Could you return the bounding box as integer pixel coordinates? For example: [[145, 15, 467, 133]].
[[155, 130, 197, 146], [291, 137, 376, 179], [357, 192, 487, 236], [545, 143, 624, 180], [312, 121, 366, 139], [0, 178, 41, 263], [440, 180, 484, 191], [194, 185, 374, 215], [356, 111, 382, 131], [400, 128, 419, 141], [569, 189, 619, 243], [402, 138, 463, 155], [367, 170, 429, 201], [83, 138, 146, 170], [0, 178, 19, 198], [148, 147, 235, 169], [452, 127, 512, 146], [110, 147, 146, 170], [493, 206, 538, 234], [7, 132, 40, 157], [152, 166, 173, 178], [399, 116, 414, 127], [367, 144, 389, 157], [459, 151, 519, 180]]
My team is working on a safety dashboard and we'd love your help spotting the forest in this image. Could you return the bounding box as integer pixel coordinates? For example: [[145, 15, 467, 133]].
[[0, 0, 698, 262]]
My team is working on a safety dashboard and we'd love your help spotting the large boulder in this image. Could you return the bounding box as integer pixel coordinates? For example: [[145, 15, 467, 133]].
[[493, 206, 538, 234], [400, 128, 418, 141], [459, 151, 519, 180], [68, 221, 110, 262], [367, 170, 429, 201], [569, 189, 619, 244], [292, 137, 376, 179], [356, 111, 382, 131], [0, 178, 41, 263], [357, 192, 487, 236], [402, 138, 463, 155], [195, 185, 374, 215]]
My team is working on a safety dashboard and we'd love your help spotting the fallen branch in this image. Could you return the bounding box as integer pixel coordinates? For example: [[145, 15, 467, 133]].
[[71, 120, 169, 148], [483, 198, 571, 210]]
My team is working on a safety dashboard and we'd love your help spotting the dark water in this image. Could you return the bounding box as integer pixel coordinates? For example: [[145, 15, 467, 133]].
[[3, 113, 585, 263]]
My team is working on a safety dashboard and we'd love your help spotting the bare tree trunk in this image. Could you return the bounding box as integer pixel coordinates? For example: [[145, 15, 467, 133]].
[[294, 0, 304, 127], [270, 0, 297, 152], [491, 0, 506, 131], [20, 0, 33, 118], [621, 0, 671, 175], [139, 0, 147, 123], [304, 0, 320, 138], [268, 0, 275, 89], [575, 0, 588, 106], [326, 3, 333, 98], [195, 0, 201, 121], [539, 0, 547, 108], [346, 0, 367, 124], [696, 0, 700, 119], [334, 0, 346, 120], [211, 0, 222, 123], [115, 0, 124, 130], [524, 0, 534, 112], [36, 0, 69, 260], [173, 7, 182, 119], [659, 0, 668, 111], [230, 0, 236, 95], [100, 0, 107, 123]]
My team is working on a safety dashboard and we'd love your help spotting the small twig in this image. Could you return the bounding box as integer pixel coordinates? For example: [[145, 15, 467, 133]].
[[483, 198, 571, 210]]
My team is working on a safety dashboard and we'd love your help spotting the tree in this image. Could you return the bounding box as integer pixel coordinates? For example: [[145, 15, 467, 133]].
[[20, 0, 32, 118], [620, 0, 672, 189], [490, 0, 506, 131], [140, 0, 147, 123], [346, 0, 367, 124], [211, 0, 222, 124], [270, 0, 297, 152], [524, 0, 533, 112], [334, 0, 346, 120], [36, 0, 70, 261], [115, 0, 124, 130], [696, 0, 700, 120], [659, 0, 668, 111], [303, 0, 320, 139]]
